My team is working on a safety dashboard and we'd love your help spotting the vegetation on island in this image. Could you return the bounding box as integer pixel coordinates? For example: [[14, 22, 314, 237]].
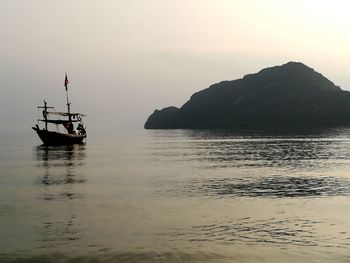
[[145, 62, 350, 129]]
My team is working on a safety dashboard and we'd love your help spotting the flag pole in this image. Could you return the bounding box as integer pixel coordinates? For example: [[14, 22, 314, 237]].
[[65, 73, 71, 122]]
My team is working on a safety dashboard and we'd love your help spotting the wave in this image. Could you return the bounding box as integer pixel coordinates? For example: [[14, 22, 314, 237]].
[[1, 247, 348, 263], [0, 250, 231, 263]]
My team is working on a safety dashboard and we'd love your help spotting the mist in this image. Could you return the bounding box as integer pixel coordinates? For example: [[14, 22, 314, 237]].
[[2, 0, 350, 131]]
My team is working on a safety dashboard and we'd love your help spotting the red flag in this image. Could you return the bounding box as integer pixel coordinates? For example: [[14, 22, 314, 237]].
[[64, 73, 69, 91]]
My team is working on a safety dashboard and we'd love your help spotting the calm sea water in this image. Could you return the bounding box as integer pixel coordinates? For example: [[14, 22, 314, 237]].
[[2, 128, 350, 262]]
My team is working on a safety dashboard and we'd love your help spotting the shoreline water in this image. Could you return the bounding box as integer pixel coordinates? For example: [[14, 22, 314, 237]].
[[2, 128, 350, 262]]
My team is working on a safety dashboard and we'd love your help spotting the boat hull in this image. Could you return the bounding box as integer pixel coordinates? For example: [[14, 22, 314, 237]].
[[32, 127, 86, 145]]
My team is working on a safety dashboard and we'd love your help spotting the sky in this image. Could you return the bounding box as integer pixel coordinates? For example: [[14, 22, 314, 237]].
[[2, 0, 350, 131]]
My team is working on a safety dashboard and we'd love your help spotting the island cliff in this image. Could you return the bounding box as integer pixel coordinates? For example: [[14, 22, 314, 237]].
[[145, 62, 350, 129]]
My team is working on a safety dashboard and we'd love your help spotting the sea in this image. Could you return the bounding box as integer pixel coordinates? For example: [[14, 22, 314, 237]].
[[2, 127, 350, 262]]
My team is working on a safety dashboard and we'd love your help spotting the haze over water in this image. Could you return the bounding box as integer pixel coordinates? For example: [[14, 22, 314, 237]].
[[2, 128, 350, 262]]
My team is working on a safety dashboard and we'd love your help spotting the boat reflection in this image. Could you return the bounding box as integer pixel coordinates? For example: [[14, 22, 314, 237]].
[[35, 144, 86, 187], [34, 145, 87, 248]]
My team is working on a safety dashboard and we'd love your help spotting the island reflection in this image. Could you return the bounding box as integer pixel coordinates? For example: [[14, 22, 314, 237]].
[[149, 128, 350, 199]]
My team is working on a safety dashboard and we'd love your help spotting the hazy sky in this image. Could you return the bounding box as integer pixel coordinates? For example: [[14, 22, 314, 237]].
[[2, 0, 350, 131]]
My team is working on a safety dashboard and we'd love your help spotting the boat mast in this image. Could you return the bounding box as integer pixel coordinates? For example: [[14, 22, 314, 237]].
[[65, 73, 71, 122], [37, 100, 54, 130], [66, 88, 71, 122]]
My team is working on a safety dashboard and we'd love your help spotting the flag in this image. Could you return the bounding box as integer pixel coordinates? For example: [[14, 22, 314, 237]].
[[64, 73, 69, 91]]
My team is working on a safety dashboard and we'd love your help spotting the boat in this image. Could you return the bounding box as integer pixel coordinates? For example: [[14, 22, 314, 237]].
[[32, 74, 87, 145]]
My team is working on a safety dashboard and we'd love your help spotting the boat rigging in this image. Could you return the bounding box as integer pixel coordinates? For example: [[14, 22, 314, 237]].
[[32, 74, 87, 145]]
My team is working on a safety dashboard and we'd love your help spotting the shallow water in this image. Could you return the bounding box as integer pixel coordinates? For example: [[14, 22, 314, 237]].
[[2, 128, 350, 262]]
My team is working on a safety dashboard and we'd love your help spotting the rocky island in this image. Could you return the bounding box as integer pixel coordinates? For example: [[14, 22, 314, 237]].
[[145, 62, 350, 129]]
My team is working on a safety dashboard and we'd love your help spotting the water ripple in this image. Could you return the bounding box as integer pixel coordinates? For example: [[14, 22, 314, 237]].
[[193, 175, 350, 198]]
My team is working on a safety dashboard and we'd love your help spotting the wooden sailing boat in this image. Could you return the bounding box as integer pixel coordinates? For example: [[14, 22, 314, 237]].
[[32, 74, 87, 145]]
